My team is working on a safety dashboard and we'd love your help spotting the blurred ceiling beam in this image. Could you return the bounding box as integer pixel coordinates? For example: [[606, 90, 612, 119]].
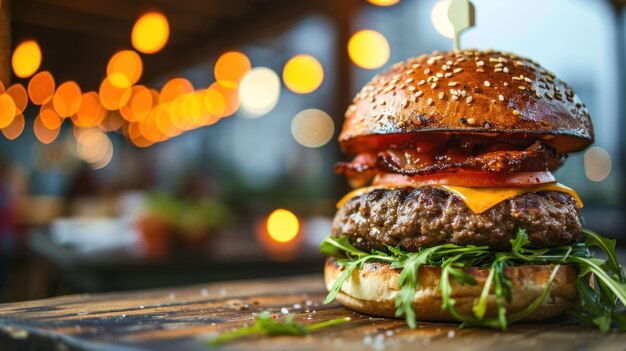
[[0, 0, 11, 84]]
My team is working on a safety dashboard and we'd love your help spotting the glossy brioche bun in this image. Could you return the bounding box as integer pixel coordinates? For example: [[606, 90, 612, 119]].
[[340, 49, 593, 154], [324, 258, 577, 322]]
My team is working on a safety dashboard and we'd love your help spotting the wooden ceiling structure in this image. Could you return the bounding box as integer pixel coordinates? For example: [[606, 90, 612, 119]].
[[2, 0, 353, 90]]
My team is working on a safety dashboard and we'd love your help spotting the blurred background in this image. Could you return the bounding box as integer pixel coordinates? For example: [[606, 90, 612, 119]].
[[0, 0, 624, 302]]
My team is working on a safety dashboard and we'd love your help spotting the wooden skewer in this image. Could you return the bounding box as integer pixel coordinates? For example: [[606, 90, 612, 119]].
[[447, 0, 475, 52]]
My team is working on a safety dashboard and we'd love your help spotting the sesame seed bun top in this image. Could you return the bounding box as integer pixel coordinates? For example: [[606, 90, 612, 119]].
[[340, 49, 594, 154]]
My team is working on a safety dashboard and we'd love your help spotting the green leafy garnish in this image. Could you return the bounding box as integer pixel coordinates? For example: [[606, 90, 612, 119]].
[[321, 228, 626, 331], [207, 312, 351, 346]]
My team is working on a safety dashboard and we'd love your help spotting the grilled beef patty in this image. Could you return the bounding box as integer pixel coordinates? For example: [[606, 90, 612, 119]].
[[331, 186, 582, 252]]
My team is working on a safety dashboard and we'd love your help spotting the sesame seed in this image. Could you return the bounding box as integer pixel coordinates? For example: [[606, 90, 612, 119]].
[[466, 96, 473, 103], [451, 95, 459, 101], [409, 95, 416, 102], [494, 68, 503, 72], [438, 92, 445, 100], [427, 98, 433, 105], [512, 109, 520, 115], [418, 80, 426, 86], [467, 117, 476, 125], [408, 85, 416, 92], [450, 89, 458, 95], [436, 72, 444, 78], [453, 68, 463, 73], [460, 90, 467, 97], [448, 82, 458, 86], [512, 76, 523, 81], [476, 61, 485, 67], [444, 72, 452, 78], [503, 67, 509, 73], [405, 69, 414, 74], [476, 68, 485, 73], [484, 81, 491, 87], [405, 78, 414, 84], [504, 82, 509, 87], [431, 82, 438, 89], [446, 60, 453, 66], [524, 77, 532, 83], [401, 99, 409, 108], [415, 91, 423, 97], [518, 86, 526, 90], [424, 68, 431, 75], [498, 94, 504, 101]]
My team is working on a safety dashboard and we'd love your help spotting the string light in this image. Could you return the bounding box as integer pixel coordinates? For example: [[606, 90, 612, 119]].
[[348, 30, 390, 69], [52, 81, 82, 117], [0, 94, 16, 128], [107, 50, 143, 88], [12, 40, 42, 78], [290, 109, 334, 148], [266, 209, 299, 243], [238, 67, 280, 117], [132, 12, 170, 54], [214, 51, 251, 86], [282, 55, 324, 94], [28, 71, 55, 105]]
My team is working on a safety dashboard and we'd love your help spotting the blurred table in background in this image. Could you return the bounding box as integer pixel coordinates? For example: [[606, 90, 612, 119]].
[[26, 230, 323, 296]]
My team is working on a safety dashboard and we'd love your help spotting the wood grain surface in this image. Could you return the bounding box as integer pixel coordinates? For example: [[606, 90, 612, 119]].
[[1, 274, 625, 351]]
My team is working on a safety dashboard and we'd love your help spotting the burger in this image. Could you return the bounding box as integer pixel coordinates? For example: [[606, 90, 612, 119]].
[[320, 49, 626, 330]]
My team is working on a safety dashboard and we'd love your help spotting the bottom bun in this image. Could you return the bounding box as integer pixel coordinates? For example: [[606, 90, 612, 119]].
[[324, 258, 578, 322]]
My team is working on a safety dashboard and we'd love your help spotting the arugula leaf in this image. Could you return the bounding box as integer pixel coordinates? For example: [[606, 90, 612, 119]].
[[321, 228, 626, 332], [208, 312, 351, 346]]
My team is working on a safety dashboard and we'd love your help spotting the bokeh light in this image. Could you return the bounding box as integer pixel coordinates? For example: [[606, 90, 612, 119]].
[[76, 129, 114, 169], [214, 51, 251, 86], [367, 0, 400, 6], [203, 87, 226, 120], [132, 12, 170, 54], [266, 209, 299, 243], [431, 0, 454, 39], [160, 78, 193, 104], [40, 104, 63, 129], [33, 115, 61, 144], [2, 113, 25, 140], [52, 81, 82, 117], [99, 77, 132, 110], [28, 71, 55, 105], [107, 50, 143, 88], [98, 111, 125, 132], [238, 67, 280, 117], [209, 81, 239, 117], [290, 109, 335, 148], [75, 92, 106, 127], [348, 29, 390, 69], [120, 85, 153, 122], [282, 55, 324, 94], [12, 40, 42, 78], [584, 146, 612, 182], [0, 94, 16, 128], [6, 84, 28, 115]]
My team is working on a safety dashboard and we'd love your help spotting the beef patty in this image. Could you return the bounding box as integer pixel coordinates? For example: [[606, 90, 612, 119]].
[[332, 186, 582, 251]]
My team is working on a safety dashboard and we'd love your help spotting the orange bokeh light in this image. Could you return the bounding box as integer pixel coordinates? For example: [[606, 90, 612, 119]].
[[214, 51, 251, 86], [266, 209, 299, 243], [132, 12, 169, 54], [160, 78, 194, 104], [6, 84, 28, 115], [282, 54, 324, 94], [154, 105, 180, 137], [40, 104, 63, 129], [34, 115, 61, 144], [203, 88, 226, 123], [0, 94, 16, 128], [99, 77, 132, 110], [367, 0, 400, 6], [52, 81, 82, 117], [2, 113, 25, 140], [348, 29, 390, 69], [12, 40, 42, 78], [120, 85, 153, 122], [28, 71, 55, 105], [98, 111, 125, 132], [209, 81, 239, 117], [75, 92, 106, 127], [107, 50, 143, 88]]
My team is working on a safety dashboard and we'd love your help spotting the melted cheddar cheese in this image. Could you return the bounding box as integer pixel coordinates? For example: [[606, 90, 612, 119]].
[[336, 183, 583, 214]]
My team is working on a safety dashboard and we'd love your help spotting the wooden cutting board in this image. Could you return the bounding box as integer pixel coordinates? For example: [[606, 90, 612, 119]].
[[0, 274, 624, 351]]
